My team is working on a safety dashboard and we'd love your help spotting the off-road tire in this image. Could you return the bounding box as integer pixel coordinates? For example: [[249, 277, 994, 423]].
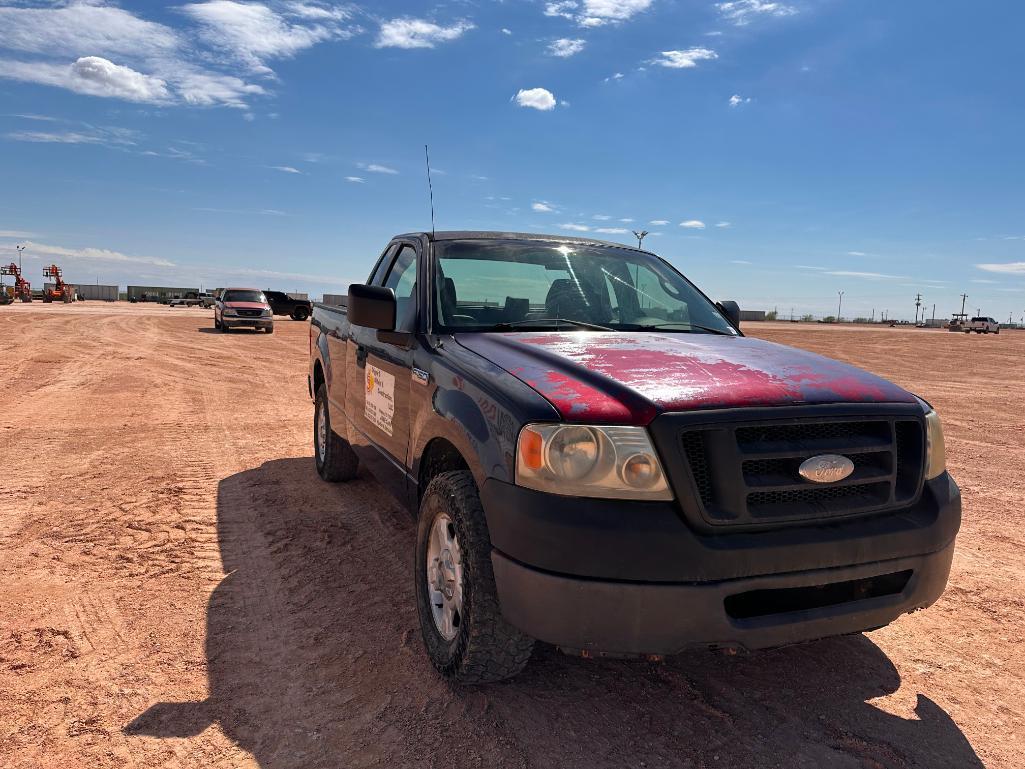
[[220, 320, 229, 333], [415, 470, 534, 684], [292, 307, 309, 321], [265, 325, 275, 334], [314, 384, 358, 481], [214, 316, 221, 330]]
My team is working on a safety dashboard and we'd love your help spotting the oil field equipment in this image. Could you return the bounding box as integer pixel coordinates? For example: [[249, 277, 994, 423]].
[[41, 264, 74, 303], [0, 262, 33, 302]]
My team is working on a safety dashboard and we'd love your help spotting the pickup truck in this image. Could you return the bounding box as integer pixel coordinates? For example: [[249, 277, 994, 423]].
[[264, 289, 312, 321], [308, 231, 960, 683], [967, 316, 1000, 334]]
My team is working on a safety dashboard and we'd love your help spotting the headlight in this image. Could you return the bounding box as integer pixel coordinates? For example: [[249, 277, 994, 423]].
[[223, 308, 238, 316], [516, 423, 672, 500], [924, 409, 946, 480], [261, 308, 272, 317]]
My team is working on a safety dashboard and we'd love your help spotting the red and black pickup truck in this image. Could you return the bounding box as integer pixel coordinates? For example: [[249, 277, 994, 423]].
[[308, 231, 960, 683]]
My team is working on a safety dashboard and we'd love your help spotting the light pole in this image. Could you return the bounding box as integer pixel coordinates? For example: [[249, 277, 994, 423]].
[[632, 230, 649, 249], [16, 244, 25, 271], [836, 290, 844, 322]]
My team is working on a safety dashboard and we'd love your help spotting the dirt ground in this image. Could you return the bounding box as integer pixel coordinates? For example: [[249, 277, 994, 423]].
[[1, 304, 1021, 769]]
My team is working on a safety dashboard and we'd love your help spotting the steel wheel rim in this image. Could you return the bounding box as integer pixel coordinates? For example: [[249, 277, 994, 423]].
[[316, 402, 327, 462], [426, 512, 463, 641]]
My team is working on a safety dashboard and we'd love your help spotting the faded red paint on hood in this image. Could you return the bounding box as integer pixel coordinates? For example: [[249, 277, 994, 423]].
[[455, 332, 917, 425], [224, 301, 268, 310]]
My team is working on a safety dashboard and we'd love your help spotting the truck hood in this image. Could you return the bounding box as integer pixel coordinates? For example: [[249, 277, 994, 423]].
[[224, 301, 268, 310], [454, 332, 917, 425]]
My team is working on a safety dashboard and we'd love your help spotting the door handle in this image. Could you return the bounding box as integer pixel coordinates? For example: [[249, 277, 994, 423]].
[[355, 344, 368, 367]]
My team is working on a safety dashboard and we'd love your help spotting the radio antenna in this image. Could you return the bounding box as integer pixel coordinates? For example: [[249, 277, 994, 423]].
[[424, 144, 436, 236]]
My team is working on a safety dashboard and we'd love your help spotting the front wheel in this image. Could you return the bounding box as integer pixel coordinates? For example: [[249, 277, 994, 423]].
[[292, 307, 309, 321], [314, 384, 358, 481], [265, 325, 274, 334], [415, 470, 534, 683]]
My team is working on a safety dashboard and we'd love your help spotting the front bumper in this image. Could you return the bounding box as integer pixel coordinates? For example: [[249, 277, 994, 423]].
[[482, 474, 960, 655], [222, 316, 272, 329]]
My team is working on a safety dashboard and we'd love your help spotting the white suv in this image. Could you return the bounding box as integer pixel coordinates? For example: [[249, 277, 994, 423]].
[[968, 316, 1000, 334]]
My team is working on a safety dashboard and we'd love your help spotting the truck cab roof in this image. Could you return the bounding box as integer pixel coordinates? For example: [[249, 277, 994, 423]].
[[394, 230, 652, 255]]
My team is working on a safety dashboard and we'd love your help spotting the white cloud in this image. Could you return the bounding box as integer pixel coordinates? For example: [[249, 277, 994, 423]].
[[729, 94, 751, 107], [271, 165, 302, 174], [544, 2, 578, 20], [545, 0, 652, 26], [357, 162, 399, 174], [595, 227, 629, 234], [604, 72, 624, 82], [0, 240, 174, 268], [501, 28, 512, 35], [680, 220, 706, 229], [0, 2, 341, 109], [548, 38, 586, 58], [971, 279, 997, 284], [650, 48, 718, 69], [717, 1, 797, 26], [4, 123, 138, 148], [514, 87, 557, 111], [0, 57, 172, 104], [619, 217, 634, 223], [345, 176, 365, 183], [715, 221, 731, 228], [731, 259, 752, 265], [532, 201, 555, 212], [825, 270, 903, 279], [649, 219, 669, 226], [977, 262, 1025, 275], [593, 214, 612, 220], [0, 230, 33, 239], [376, 18, 474, 49], [560, 223, 591, 232], [181, 1, 357, 74]]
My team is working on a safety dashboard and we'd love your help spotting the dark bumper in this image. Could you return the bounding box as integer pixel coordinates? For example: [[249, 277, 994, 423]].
[[223, 318, 272, 329], [482, 474, 960, 654], [492, 542, 954, 655]]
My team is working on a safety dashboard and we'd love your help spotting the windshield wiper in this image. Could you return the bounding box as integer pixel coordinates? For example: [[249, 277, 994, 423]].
[[492, 317, 615, 331], [615, 322, 736, 336]]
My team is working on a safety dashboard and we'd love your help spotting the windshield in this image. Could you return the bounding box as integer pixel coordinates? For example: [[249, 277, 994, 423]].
[[222, 290, 266, 304], [433, 240, 737, 335]]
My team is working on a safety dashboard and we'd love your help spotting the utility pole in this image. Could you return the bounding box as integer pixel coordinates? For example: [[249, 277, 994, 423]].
[[837, 290, 844, 322], [16, 244, 25, 271], [932, 303, 936, 323], [960, 293, 968, 317], [871, 308, 875, 323], [632, 230, 649, 249], [914, 293, 923, 324]]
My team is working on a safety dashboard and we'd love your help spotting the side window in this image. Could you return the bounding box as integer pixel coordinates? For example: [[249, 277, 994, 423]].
[[368, 244, 398, 286], [383, 245, 418, 332]]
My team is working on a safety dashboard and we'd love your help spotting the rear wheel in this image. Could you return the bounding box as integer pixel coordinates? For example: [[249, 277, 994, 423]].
[[415, 470, 534, 683], [314, 383, 358, 481], [292, 307, 309, 321]]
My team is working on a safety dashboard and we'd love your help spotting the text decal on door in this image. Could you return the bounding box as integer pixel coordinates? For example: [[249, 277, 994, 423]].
[[365, 363, 395, 436]]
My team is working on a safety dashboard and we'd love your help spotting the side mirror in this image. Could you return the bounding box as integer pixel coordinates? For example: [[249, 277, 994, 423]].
[[348, 284, 396, 330], [718, 300, 741, 328]]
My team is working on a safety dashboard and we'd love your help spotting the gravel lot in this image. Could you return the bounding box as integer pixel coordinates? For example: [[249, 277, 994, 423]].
[[1, 304, 1020, 768]]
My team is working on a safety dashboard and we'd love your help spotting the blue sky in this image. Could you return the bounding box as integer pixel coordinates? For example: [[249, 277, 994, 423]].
[[1, 0, 1023, 319]]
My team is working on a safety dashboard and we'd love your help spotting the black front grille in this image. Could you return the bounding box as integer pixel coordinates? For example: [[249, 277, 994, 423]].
[[237, 309, 263, 318], [671, 413, 926, 529]]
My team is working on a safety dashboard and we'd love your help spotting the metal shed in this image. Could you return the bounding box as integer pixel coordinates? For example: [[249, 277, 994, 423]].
[[322, 293, 347, 306]]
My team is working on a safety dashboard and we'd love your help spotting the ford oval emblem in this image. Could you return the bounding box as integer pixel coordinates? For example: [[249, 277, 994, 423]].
[[799, 454, 855, 484]]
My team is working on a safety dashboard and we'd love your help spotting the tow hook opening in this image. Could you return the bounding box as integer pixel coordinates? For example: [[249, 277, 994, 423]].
[[724, 569, 913, 620]]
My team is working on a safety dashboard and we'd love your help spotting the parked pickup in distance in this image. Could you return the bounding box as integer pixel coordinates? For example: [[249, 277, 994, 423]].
[[264, 289, 312, 321], [308, 231, 961, 683], [967, 316, 1000, 334], [214, 287, 274, 333]]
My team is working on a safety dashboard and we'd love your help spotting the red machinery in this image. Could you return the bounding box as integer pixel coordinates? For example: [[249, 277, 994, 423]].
[[0, 262, 33, 302], [41, 264, 74, 303]]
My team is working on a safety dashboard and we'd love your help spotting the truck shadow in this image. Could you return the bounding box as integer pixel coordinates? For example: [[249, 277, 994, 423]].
[[125, 458, 982, 769]]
